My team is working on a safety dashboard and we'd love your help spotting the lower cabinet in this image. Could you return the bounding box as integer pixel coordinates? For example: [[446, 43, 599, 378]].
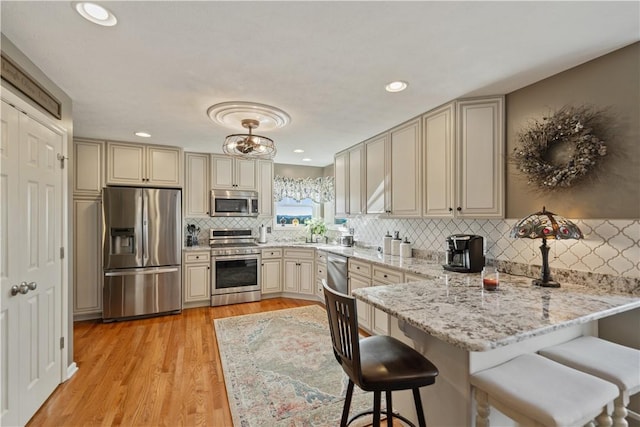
[[371, 265, 404, 335], [183, 250, 210, 306], [315, 250, 328, 302], [283, 249, 315, 296], [348, 259, 373, 332], [261, 248, 283, 295], [73, 197, 103, 320]]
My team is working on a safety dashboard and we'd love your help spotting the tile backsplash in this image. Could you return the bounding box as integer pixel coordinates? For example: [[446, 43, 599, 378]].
[[185, 216, 640, 280]]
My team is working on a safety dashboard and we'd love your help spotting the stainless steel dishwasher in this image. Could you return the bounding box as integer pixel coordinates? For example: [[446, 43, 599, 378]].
[[327, 253, 349, 294]]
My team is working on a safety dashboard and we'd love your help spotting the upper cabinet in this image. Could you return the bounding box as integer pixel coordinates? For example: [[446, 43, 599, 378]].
[[257, 159, 274, 217], [365, 133, 390, 215], [184, 152, 210, 217], [106, 142, 182, 187], [210, 154, 256, 190], [389, 118, 422, 217], [336, 143, 365, 217], [73, 139, 104, 196], [423, 97, 504, 218]]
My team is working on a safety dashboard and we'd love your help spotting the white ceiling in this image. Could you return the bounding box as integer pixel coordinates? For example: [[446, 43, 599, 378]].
[[1, 1, 638, 167]]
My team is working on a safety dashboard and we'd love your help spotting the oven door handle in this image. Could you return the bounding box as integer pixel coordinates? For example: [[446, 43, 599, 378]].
[[211, 253, 261, 261]]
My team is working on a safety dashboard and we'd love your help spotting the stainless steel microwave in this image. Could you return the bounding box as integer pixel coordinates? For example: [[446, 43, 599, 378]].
[[210, 189, 259, 217]]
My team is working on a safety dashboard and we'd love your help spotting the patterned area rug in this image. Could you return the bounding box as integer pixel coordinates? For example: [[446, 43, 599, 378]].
[[214, 305, 372, 427]]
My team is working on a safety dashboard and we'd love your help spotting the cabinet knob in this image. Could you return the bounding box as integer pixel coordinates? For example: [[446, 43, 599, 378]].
[[457, 207, 462, 211], [448, 207, 453, 212], [383, 274, 388, 278]]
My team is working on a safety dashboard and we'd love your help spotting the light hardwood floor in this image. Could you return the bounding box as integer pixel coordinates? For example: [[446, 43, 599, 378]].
[[27, 298, 318, 427]]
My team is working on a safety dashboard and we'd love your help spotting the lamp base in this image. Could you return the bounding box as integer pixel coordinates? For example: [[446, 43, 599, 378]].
[[532, 278, 560, 288]]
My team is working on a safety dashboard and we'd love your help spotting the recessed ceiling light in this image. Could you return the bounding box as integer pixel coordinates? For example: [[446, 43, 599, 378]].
[[73, 2, 117, 26], [135, 131, 151, 138], [385, 81, 408, 93], [293, 149, 304, 153], [302, 158, 312, 162]]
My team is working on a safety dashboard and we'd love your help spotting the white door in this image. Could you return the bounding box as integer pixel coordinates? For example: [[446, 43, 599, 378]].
[[1, 101, 63, 426]]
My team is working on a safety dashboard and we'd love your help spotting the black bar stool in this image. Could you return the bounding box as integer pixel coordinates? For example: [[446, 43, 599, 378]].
[[322, 281, 439, 427]]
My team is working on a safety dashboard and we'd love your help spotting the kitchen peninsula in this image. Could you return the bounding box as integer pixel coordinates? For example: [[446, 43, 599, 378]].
[[352, 274, 640, 426]]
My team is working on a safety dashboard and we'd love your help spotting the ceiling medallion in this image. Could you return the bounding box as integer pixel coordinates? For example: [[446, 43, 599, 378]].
[[222, 118, 276, 160], [207, 101, 291, 131]]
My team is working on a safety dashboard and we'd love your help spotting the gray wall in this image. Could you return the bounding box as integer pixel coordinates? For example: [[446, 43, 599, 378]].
[[1, 34, 75, 367], [506, 42, 639, 219]]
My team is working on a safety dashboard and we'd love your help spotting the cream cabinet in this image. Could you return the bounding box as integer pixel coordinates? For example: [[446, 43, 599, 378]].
[[283, 248, 314, 295], [184, 152, 210, 217], [348, 259, 373, 331], [315, 250, 328, 301], [210, 154, 256, 190], [371, 265, 404, 335], [73, 139, 104, 196], [335, 143, 364, 217], [365, 133, 390, 215], [334, 150, 349, 217], [261, 248, 282, 295], [106, 142, 182, 187], [183, 251, 210, 305], [423, 97, 504, 218], [390, 119, 422, 217], [73, 198, 103, 320], [257, 160, 274, 217]]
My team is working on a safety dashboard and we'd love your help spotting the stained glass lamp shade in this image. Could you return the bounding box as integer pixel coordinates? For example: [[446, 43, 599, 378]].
[[510, 206, 583, 288]]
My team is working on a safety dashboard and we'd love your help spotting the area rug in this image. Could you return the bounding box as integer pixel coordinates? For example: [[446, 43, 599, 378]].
[[214, 305, 373, 427]]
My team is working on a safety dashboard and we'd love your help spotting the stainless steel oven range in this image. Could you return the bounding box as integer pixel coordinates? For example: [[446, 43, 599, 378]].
[[210, 228, 261, 306]]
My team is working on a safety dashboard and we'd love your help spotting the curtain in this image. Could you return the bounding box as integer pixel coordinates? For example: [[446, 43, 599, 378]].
[[273, 175, 334, 203]]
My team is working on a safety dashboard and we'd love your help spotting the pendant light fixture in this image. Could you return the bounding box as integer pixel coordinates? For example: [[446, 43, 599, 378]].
[[222, 118, 276, 159], [207, 101, 290, 160]]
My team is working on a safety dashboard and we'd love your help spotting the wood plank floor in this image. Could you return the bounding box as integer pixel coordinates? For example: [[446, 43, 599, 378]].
[[27, 298, 318, 427]]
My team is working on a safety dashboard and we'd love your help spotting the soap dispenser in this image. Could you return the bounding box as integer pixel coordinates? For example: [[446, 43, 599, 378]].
[[383, 231, 392, 254], [391, 231, 401, 256], [400, 237, 412, 258]]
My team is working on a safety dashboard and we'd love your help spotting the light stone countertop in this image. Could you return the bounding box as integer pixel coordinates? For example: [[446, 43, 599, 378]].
[[351, 274, 640, 352]]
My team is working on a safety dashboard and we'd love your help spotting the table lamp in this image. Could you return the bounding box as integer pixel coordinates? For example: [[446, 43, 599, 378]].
[[510, 206, 583, 288]]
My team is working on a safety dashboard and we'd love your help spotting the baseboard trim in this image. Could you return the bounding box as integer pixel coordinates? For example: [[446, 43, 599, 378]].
[[65, 362, 78, 381]]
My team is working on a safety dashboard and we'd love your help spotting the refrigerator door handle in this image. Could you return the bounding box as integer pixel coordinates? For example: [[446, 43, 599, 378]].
[[105, 267, 180, 277], [142, 191, 149, 266]]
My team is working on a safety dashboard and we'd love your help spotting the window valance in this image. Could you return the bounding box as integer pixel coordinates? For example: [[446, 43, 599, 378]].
[[273, 176, 334, 203]]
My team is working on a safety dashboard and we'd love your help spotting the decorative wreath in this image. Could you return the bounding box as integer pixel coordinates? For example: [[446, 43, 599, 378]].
[[512, 105, 607, 189]]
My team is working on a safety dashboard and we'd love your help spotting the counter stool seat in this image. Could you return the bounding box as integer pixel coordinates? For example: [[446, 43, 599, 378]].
[[539, 336, 640, 427], [471, 353, 618, 427]]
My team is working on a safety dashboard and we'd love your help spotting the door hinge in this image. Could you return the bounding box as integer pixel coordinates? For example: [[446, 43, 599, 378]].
[[60, 247, 64, 259], [57, 153, 68, 169], [60, 337, 64, 350]]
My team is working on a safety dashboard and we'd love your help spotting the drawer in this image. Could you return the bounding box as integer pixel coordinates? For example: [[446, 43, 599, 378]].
[[372, 266, 403, 284], [405, 272, 427, 283], [184, 251, 210, 263], [316, 250, 327, 264], [348, 259, 371, 278], [262, 248, 283, 259], [317, 264, 327, 279], [283, 248, 314, 259]]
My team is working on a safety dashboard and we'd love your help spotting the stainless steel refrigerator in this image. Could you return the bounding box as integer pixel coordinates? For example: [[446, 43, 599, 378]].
[[102, 187, 182, 321]]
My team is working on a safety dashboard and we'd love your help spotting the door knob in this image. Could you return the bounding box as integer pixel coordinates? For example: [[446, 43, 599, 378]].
[[27, 282, 37, 291], [10, 282, 29, 296]]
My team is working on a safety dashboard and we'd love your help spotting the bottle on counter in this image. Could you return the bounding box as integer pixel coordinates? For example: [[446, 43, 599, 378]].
[[391, 231, 401, 256], [383, 231, 392, 254], [400, 237, 412, 258]]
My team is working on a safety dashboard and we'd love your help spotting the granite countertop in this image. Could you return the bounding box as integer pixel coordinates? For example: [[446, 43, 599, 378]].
[[351, 274, 640, 352]]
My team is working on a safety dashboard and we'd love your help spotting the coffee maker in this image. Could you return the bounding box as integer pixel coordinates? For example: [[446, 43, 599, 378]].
[[443, 234, 485, 273]]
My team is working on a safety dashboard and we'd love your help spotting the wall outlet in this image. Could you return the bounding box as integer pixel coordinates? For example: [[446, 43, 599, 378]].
[[267, 226, 272, 233]]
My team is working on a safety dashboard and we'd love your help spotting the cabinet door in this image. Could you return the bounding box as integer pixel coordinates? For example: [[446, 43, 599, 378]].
[[106, 142, 145, 185], [456, 97, 504, 218], [74, 139, 103, 196], [235, 158, 256, 190], [185, 153, 210, 217], [349, 275, 372, 331], [365, 134, 390, 214], [184, 263, 210, 302], [348, 144, 365, 215], [147, 146, 182, 187], [210, 155, 235, 189], [257, 160, 273, 217], [261, 259, 282, 294], [298, 260, 315, 295], [73, 198, 102, 318], [423, 103, 455, 218], [390, 119, 422, 217], [334, 150, 349, 217], [283, 259, 299, 292]]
